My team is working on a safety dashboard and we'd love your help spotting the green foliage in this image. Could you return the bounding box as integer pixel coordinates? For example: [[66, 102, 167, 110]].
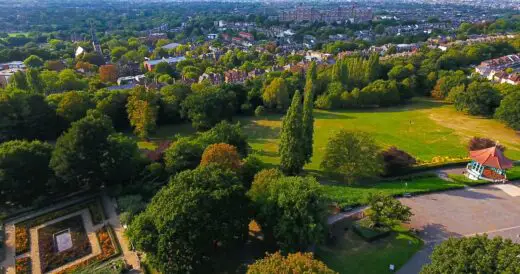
[[0, 91, 56, 142], [365, 193, 412, 229], [453, 81, 501, 116], [247, 252, 336, 274], [50, 111, 140, 189], [181, 86, 236, 130], [303, 63, 315, 164], [321, 130, 384, 183], [26, 68, 45, 93], [23, 55, 44, 68], [495, 90, 520, 130], [158, 84, 190, 125], [0, 140, 54, 206], [421, 235, 520, 274], [262, 77, 290, 111], [279, 91, 305, 175], [254, 105, 265, 117], [55, 91, 95, 124], [248, 174, 327, 252], [95, 90, 130, 130], [164, 137, 204, 175], [127, 165, 249, 273]]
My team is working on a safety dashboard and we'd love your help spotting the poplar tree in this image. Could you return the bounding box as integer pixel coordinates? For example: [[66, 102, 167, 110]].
[[279, 91, 305, 175], [26, 68, 45, 94], [303, 62, 316, 163]]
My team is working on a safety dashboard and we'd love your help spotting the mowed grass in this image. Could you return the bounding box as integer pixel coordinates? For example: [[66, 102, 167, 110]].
[[238, 98, 520, 170], [322, 174, 465, 207], [316, 220, 423, 274], [140, 98, 520, 170]]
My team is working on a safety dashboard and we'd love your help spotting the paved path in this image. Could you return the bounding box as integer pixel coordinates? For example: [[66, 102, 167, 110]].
[[101, 194, 141, 271], [397, 182, 520, 274]]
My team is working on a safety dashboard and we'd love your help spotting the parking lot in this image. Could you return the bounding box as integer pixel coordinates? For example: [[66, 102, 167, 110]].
[[397, 184, 520, 274]]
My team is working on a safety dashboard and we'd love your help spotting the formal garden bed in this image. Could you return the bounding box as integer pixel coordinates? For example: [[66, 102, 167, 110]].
[[38, 215, 92, 273], [14, 198, 105, 255], [15, 257, 31, 274], [55, 225, 121, 274]]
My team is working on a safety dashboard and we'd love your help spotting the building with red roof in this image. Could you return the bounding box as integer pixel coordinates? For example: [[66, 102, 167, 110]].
[[466, 146, 514, 182]]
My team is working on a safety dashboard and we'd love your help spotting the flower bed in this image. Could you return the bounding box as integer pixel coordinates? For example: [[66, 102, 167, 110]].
[[15, 226, 29, 255], [15, 257, 31, 274], [14, 198, 104, 255], [38, 215, 92, 273], [55, 226, 120, 274]]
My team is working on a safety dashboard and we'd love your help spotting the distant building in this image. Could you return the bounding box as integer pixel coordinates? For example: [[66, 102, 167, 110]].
[[161, 42, 181, 51], [143, 56, 186, 71], [0, 68, 25, 88], [207, 34, 218, 40], [248, 68, 265, 79], [199, 73, 223, 85], [239, 32, 254, 41], [224, 69, 247, 84], [279, 6, 372, 23]]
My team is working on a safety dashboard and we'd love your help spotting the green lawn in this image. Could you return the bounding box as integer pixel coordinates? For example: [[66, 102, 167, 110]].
[[141, 98, 520, 173], [508, 165, 520, 181], [316, 220, 423, 274], [448, 174, 490, 186], [323, 174, 465, 208]]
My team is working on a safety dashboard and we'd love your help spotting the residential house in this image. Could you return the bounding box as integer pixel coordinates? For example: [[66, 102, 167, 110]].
[[224, 69, 247, 84], [199, 73, 223, 85], [143, 56, 186, 72], [248, 68, 265, 79]]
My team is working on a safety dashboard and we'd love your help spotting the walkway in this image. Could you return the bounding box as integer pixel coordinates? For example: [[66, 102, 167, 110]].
[[101, 194, 141, 270]]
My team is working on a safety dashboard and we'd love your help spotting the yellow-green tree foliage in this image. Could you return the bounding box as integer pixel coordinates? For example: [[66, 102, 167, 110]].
[[262, 77, 290, 111], [200, 143, 242, 171], [247, 251, 336, 274], [126, 87, 159, 139]]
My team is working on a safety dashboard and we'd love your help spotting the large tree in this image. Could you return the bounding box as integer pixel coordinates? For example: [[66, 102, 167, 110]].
[[303, 62, 316, 163], [181, 86, 236, 130], [421, 235, 520, 274], [248, 174, 327, 252], [453, 82, 501, 116], [126, 87, 159, 139], [126, 165, 250, 273], [55, 91, 95, 124], [23, 55, 44, 68], [0, 140, 54, 206], [200, 143, 242, 171], [26, 68, 45, 93], [262, 77, 290, 111], [247, 252, 336, 274], [321, 130, 384, 183], [50, 111, 140, 189], [495, 90, 520, 130], [279, 91, 305, 175], [366, 193, 412, 229]]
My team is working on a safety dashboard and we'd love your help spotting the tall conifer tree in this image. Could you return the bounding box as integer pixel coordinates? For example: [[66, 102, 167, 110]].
[[303, 62, 316, 163], [279, 91, 304, 175]]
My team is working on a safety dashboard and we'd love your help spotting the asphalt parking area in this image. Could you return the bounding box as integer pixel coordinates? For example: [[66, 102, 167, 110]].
[[397, 184, 520, 274]]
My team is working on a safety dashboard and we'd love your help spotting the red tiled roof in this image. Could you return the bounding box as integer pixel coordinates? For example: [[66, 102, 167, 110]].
[[469, 146, 514, 170]]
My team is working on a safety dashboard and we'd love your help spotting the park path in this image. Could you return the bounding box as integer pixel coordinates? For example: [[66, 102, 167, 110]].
[[101, 194, 141, 271]]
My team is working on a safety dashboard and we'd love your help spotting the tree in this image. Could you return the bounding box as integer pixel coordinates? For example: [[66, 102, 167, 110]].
[[421, 235, 520, 274], [0, 91, 56, 142], [126, 87, 159, 139], [0, 140, 54, 206], [9, 71, 28, 90], [26, 68, 45, 93], [453, 82, 501, 116], [56, 91, 95, 124], [95, 90, 130, 130], [366, 193, 412, 229], [321, 130, 384, 183], [495, 90, 520, 130], [158, 83, 190, 125], [248, 175, 327, 252], [126, 165, 250, 273], [164, 137, 204, 175], [247, 252, 336, 274], [279, 91, 305, 175], [200, 143, 242, 171], [468, 137, 506, 152], [198, 121, 250, 156], [23, 55, 44, 68], [50, 111, 140, 189], [57, 69, 87, 91], [99, 64, 118, 83], [303, 62, 316, 163], [262, 77, 290, 111], [382, 147, 417, 176], [180, 87, 236, 130]]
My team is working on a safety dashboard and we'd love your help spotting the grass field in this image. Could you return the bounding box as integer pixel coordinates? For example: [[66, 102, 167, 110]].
[[316, 220, 423, 274], [141, 98, 520, 172], [322, 174, 465, 208]]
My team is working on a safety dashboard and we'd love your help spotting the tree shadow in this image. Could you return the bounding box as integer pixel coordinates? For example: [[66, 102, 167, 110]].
[[444, 187, 503, 201], [416, 223, 462, 243], [252, 149, 279, 158]]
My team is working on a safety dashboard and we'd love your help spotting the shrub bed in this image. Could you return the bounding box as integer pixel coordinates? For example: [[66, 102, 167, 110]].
[[87, 200, 106, 225], [15, 257, 31, 274], [38, 215, 92, 273], [448, 174, 490, 186], [352, 218, 390, 242], [14, 198, 103, 255]]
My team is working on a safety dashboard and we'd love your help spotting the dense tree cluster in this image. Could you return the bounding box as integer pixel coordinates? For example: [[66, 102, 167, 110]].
[[247, 252, 336, 274]]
